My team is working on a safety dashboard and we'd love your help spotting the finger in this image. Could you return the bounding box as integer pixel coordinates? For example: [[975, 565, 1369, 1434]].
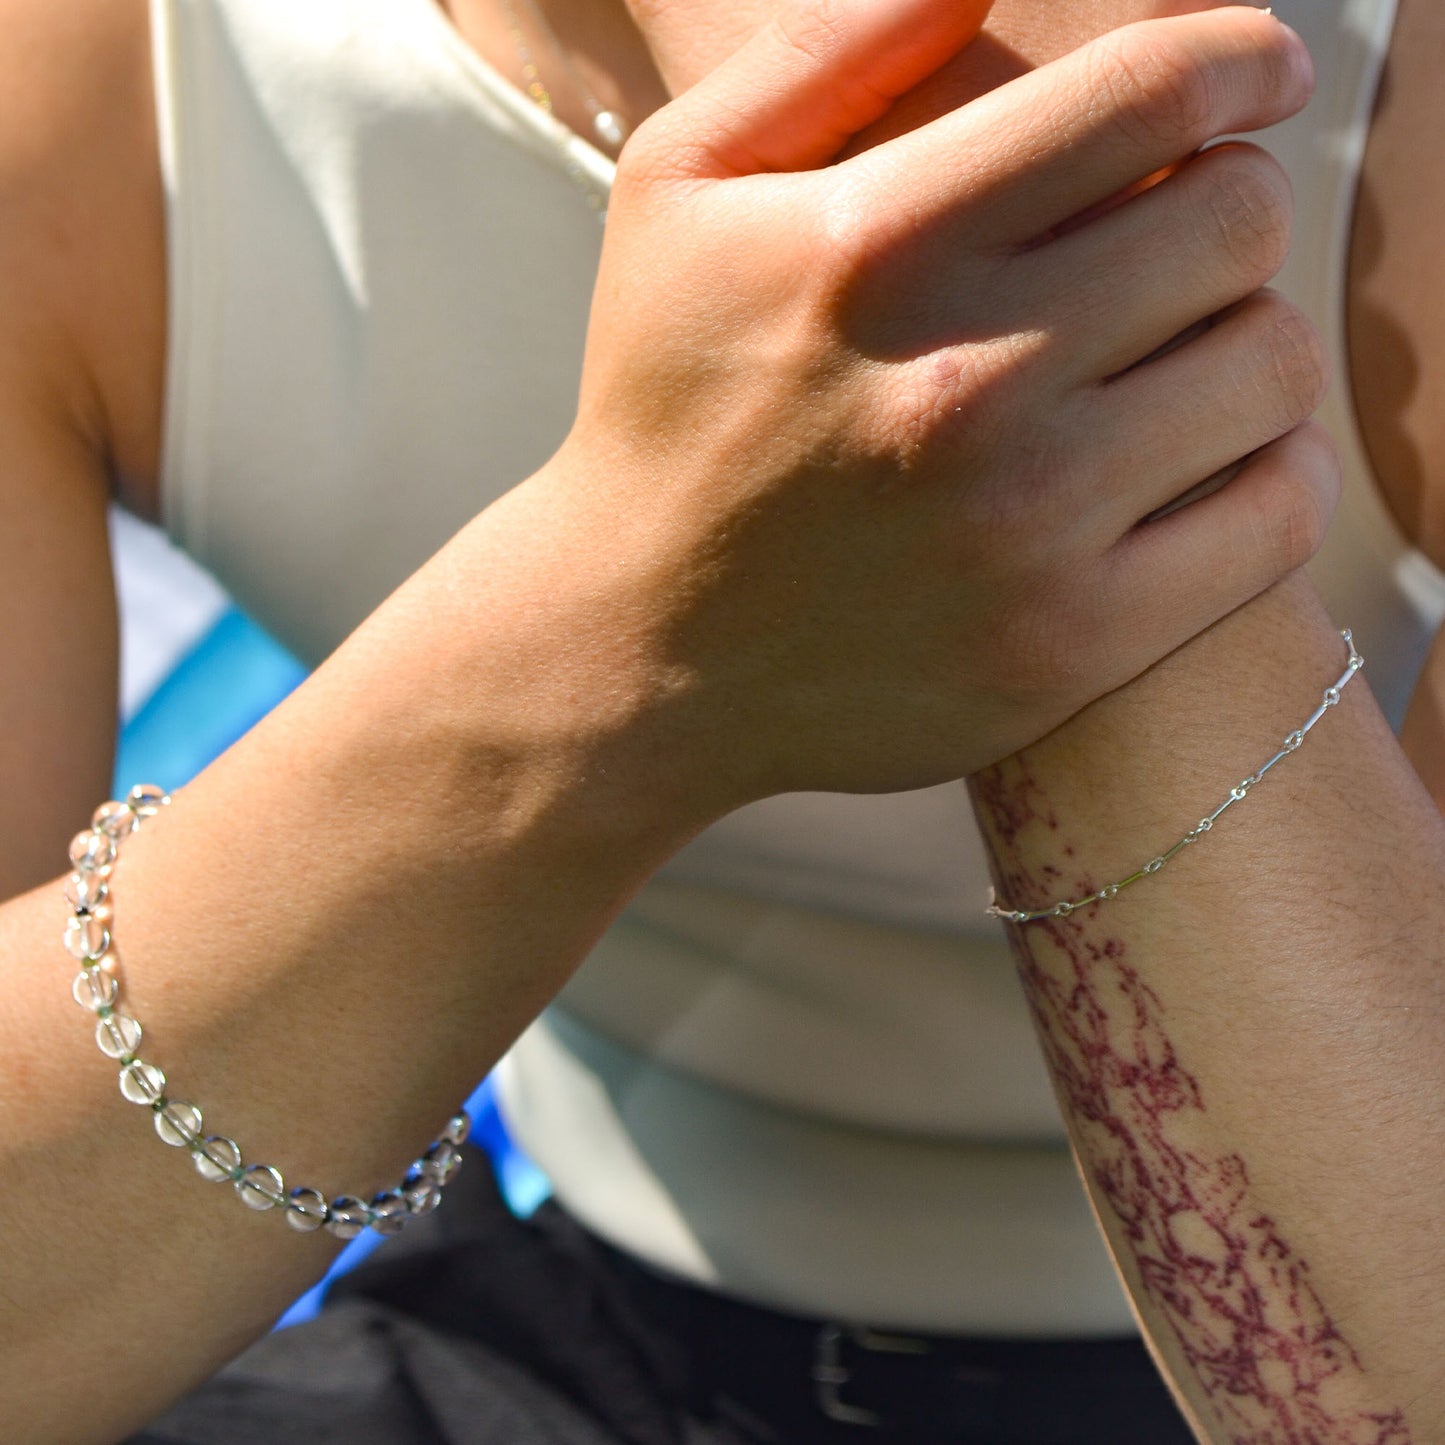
[[1086, 291, 1328, 532], [1104, 421, 1341, 667], [636, 0, 995, 180], [853, 6, 1311, 252], [1032, 143, 1293, 381]]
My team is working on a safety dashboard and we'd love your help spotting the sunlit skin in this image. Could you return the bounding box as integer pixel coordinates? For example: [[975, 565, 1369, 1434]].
[[466, 7, 1445, 1439], [0, 2, 1441, 1441], [1, 0, 1351, 1436], [456, 0, 1445, 801], [965, 536, 1445, 1440], [975, 749, 1413, 1444]]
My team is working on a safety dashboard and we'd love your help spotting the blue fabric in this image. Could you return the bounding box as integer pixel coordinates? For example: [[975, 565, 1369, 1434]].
[[276, 1077, 552, 1329], [114, 609, 307, 795]]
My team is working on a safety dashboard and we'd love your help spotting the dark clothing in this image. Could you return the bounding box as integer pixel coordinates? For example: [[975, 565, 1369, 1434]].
[[132, 1151, 1194, 1445]]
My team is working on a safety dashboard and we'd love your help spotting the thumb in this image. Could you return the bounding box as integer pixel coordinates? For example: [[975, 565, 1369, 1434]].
[[646, 0, 996, 179]]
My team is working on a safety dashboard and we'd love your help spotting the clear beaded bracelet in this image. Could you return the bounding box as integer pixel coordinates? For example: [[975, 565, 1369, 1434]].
[[987, 628, 1364, 925], [64, 785, 470, 1238]]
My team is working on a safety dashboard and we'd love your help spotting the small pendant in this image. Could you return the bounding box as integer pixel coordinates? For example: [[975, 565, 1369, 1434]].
[[593, 110, 626, 149]]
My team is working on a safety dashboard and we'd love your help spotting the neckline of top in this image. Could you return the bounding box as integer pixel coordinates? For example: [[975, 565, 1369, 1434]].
[[406, 0, 618, 204]]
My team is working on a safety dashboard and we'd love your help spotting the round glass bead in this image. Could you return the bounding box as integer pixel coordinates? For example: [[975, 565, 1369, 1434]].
[[74, 966, 120, 1012], [64, 871, 108, 914], [285, 1188, 329, 1233], [325, 1196, 372, 1240], [96, 1011, 143, 1059], [64, 916, 111, 962], [155, 1100, 203, 1147], [193, 1135, 242, 1183], [236, 1164, 285, 1210], [120, 1060, 166, 1105], [127, 784, 168, 818], [441, 1113, 470, 1147], [369, 1191, 409, 1237], [402, 1167, 441, 1217], [69, 830, 116, 872], [92, 800, 137, 839], [420, 1141, 461, 1185]]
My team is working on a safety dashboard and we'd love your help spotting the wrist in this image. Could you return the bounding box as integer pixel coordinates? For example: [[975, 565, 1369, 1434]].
[[96, 485, 724, 1201], [972, 572, 1347, 904], [318, 454, 738, 900]]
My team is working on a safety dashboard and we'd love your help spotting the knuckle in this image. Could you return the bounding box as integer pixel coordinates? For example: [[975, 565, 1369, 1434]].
[[815, 169, 881, 274], [807, 176, 910, 343], [885, 350, 997, 468], [882, 339, 1047, 473], [1254, 295, 1329, 426], [1197, 149, 1293, 287], [774, 0, 851, 71], [1270, 473, 1331, 572], [1093, 30, 1215, 153], [1253, 445, 1336, 574], [776, 0, 896, 136], [614, 108, 666, 180], [617, 107, 697, 188]]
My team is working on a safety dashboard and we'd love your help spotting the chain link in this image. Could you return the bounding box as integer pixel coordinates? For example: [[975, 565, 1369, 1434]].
[[987, 629, 1363, 925]]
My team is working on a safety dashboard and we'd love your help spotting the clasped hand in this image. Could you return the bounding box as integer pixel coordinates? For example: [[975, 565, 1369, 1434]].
[[515, 1, 1332, 818]]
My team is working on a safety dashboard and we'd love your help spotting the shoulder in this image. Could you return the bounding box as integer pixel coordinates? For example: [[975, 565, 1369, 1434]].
[[0, 0, 161, 884], [0, 0, 165, 505], [0, 0, 156, 208]]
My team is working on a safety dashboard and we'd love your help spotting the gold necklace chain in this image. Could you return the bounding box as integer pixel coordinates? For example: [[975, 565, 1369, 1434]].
[[498, 0, 628, 153]]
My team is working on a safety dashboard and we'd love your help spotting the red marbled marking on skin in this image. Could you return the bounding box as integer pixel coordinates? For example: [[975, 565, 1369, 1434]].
[[972, 762, 1411, 1445]]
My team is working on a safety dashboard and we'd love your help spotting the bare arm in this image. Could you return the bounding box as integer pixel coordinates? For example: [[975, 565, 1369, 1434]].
[[971, 573, 1445, 1442], [0, 0, 142, 896], [633, 0, 1445, 1433], [0, 2, 1328, 1438]]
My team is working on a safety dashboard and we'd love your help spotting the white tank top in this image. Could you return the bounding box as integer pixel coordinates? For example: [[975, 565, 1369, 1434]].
[[153, 0, 1442, 1333]]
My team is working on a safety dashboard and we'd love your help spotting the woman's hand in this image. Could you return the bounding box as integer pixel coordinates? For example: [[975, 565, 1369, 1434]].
[[526, 2, 1332, 811]]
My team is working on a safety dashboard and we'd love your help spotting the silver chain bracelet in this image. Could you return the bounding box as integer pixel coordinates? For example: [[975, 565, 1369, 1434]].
[[65, 785, 470, 1237], [987, 628, 1363, 925]]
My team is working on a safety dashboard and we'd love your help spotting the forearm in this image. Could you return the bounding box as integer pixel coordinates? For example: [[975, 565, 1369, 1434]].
[[971, 572, 1445, 1441], [0, 471, 706, 1442], [0, 4, 1335, 1433]]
